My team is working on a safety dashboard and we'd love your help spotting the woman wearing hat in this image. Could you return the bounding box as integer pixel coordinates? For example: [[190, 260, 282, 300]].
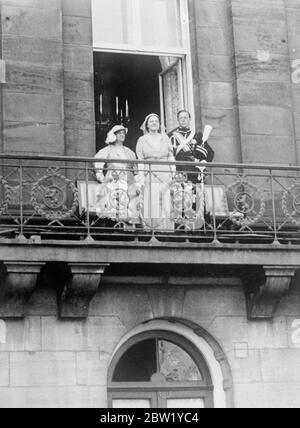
[[94, 125, 140, 225], [136, 114, 175, 230]]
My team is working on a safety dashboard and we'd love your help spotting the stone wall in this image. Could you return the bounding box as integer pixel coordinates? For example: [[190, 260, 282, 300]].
[[190, 0, 300, 166], [0, 0, 95, 157], [285, 0, 300, 164], [190, 0, 242, 164], [0, 0, 65, 155], [62, 0, 95, 157], [0, 277, 300, 408], [0, 0, 300, 163], [230, 0, 297, 165], [0, 2, 3, 153]]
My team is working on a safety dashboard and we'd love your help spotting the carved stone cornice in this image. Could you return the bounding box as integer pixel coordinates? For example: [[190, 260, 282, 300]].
[[0, 262, 45, 318], [58, 263, 110, 319], [245, 266, 298, 320]]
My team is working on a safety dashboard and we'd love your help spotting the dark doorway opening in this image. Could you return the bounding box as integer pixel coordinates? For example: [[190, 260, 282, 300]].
[[94, 52, 162, 153]]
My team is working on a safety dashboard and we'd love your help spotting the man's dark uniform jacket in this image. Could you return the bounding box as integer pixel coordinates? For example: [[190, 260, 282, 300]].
[[169, 127, 215, 183]]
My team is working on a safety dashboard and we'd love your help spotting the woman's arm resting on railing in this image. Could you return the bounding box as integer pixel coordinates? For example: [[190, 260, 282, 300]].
[[167, 137, 176, 174], [135, 137, 146, 187], [94, 147, 109, 183]]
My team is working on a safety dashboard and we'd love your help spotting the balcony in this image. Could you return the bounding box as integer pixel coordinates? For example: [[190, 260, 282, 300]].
[[0, 153, 299, 245], [0, 153, 299, 320]]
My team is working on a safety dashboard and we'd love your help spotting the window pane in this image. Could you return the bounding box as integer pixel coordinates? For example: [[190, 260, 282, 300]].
[[113, 339, 157, 382], [92, 0, 133, 46], [139, 0, 183, 49], [167, 398, 204, 409], [113, 399, 151, 408], [92, 0, 183, 50], [158, 340, 202, 382]]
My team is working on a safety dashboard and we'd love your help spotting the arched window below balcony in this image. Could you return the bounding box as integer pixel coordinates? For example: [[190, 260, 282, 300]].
[[108, 330, 214, 408]]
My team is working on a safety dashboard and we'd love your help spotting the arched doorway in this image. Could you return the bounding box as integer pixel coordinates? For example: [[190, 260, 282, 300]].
[[108, 319, 232, 408], [108, 330, 213, 408]]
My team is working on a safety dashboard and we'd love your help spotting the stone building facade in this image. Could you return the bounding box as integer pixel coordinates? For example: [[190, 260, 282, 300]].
[[0, 0, 300, 408]]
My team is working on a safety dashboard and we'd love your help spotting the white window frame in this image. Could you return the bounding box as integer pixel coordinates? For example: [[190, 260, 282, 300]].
[[0, 60, 6, 84], [92, 0, 195, 127]]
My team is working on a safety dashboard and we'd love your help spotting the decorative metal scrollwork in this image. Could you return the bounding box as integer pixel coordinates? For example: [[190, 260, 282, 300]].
[[96, 171, 141, 222], [227, 178, 266, 227], [174, 172, 188, 183], [109, 188, 130, 212], [170, 176, 205, 229], [282, 181, 300, 226], [294, 194, 300, 215], [234, 192, 255, 214], [0, 176, 12, 216], [43, 186, 66, 209], [173, 185, 194, 213], [31, 171, 79, 221]]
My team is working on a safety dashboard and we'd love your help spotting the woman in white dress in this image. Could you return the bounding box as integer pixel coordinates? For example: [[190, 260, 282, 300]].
[[136, 114, 175, 230], [94, 125, 140, 225]]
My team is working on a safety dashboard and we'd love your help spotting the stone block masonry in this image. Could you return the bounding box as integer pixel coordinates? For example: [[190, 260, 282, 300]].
[[0, 278, 298, 408], [0, 0, 64, 155]]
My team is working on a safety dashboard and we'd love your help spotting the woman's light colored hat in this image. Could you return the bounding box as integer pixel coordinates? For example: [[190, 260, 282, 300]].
[[105, 125, 128, 144], [140, 113, 161, 135]]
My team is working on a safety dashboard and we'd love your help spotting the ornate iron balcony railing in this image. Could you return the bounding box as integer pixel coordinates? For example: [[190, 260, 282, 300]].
[[0, 153, 299, 246]]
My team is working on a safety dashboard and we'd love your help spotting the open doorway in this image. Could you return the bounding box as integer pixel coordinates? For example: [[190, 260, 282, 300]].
[[94, 52, 162, 152]]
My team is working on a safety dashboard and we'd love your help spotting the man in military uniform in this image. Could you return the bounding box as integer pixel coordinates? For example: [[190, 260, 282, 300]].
[[169, 110, 214, 183], [169, 110, 215, 229]]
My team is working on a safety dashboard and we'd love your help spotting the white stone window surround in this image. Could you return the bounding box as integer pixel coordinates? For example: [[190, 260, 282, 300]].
[[91, 0, 195, 129], [109, 319, 227, 409]]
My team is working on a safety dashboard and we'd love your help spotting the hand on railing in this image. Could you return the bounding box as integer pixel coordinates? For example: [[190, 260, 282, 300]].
[[170, 164, 176, 176], [96, 172, 105, 183], [195, 160, 207, 182], [195, 159, 207, 171]]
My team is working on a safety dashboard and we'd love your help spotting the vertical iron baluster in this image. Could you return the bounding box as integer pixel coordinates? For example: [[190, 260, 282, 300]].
[[85, 161, 93, 242], [19, 159, 26, 241], [270, 169, 280, 245], [149, 162, 153, 237], [210, 167, 218, 244]]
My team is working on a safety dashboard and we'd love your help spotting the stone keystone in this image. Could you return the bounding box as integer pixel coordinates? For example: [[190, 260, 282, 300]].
[[0, 262, 45, 318], [58, 263, 110, 319]]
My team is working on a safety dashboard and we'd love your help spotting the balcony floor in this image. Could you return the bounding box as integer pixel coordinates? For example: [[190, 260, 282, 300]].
[[0, 234, 299, 267]]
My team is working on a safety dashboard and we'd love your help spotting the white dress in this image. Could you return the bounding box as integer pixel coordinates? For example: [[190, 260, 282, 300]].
[[94, 145, 140, 223], [136, 133, 175, 230]]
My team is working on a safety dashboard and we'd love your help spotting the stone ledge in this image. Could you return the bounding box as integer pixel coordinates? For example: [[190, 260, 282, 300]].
[[0, 241, 299, 266]]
